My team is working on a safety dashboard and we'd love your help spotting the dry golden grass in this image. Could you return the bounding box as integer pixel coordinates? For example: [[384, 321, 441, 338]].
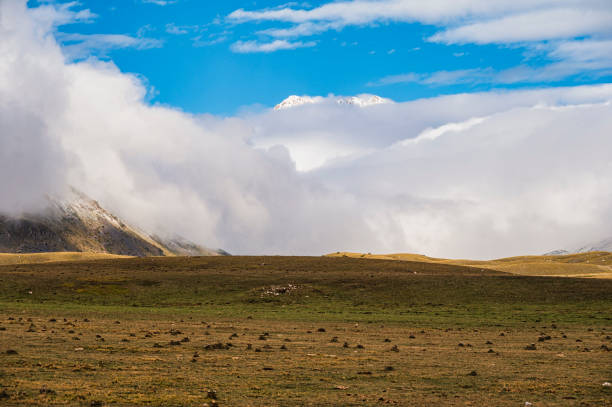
[[327, 251, 612, 278], [0, 252, 131, 266]]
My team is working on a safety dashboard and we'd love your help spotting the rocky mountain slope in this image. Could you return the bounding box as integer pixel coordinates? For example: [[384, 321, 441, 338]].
[[0, 189, 224, 257]]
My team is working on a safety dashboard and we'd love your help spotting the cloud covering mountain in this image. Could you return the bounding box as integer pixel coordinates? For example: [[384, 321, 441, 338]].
[[1, 0, 611, 259]]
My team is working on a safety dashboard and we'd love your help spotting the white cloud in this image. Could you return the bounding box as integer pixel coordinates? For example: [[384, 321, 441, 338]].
[[230, 39, 316, 53], [165, 23, 207, 36], [229, 0, 520, 25], [257, 22, 341, 38], [58, 33, 163, 60], [30, 1, 97, 30], [228, 0, 603, 29], [165, 23, 188, 35], [396, 117, 487, 146], [550, 39, 612, 65], [312, 101, 612, 257], [369, 69, 490, 86], [193, 35, 228, 47], [367, 72, 420, 86], [430, 8, 612, 44], [2, 0, 612, 259], [141, 0, 178, 5], [370, 39, 612, 86], [27, 2, 163, 60]]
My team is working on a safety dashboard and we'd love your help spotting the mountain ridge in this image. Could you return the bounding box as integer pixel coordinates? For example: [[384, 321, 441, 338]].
[[544, 236, 612, 255], [274, 94, 392, 110], [0, 189, 225, 257]]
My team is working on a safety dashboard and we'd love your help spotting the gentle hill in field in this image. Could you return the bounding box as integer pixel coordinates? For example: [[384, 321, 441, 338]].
[[326, 251, 612, 278], [0, 252, 130, 266], [0, 188, 225, 257]]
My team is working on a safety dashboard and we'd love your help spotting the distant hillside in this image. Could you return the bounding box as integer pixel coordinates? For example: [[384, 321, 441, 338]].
[[0, 189, 225, 257], [326, 251, 612, 279]]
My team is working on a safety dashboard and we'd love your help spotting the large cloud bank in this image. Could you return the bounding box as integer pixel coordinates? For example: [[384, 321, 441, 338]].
[[1, 1, 611, 258]]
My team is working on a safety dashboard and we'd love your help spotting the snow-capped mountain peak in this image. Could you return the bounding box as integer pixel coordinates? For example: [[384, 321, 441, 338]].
[[337, 95, 390, 107], [274, 94, 392, 110], [274, 95, 321, 110]]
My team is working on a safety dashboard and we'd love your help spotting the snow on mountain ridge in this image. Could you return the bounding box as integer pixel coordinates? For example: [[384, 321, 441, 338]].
[[545, 236, 612, 255], [274, 95, 322, 110], [574, 236, 612, 253], [274, 94, 392, 110], [47, 188, 124, 229], [337, 95, 391, 107]]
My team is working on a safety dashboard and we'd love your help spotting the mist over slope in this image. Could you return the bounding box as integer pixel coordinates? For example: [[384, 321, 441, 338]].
[[1, 1, 612, 258]]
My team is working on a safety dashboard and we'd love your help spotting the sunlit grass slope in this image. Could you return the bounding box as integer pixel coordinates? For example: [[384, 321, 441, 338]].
[[0, 252, 131, 266]]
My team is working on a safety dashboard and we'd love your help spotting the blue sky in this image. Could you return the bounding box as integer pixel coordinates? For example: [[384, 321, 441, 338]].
[[28, 0, 612, 115]]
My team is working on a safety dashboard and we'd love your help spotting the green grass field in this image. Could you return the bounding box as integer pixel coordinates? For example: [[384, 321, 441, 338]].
[[0, 256, 611, 406]]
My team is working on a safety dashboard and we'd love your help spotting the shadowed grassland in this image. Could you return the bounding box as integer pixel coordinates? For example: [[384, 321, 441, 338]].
[[0, 256, 610, 406]]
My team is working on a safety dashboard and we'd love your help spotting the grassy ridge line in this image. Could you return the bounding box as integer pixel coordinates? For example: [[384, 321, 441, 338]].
[[0, 252, 131, 265], [326, 251, 612, 278]]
